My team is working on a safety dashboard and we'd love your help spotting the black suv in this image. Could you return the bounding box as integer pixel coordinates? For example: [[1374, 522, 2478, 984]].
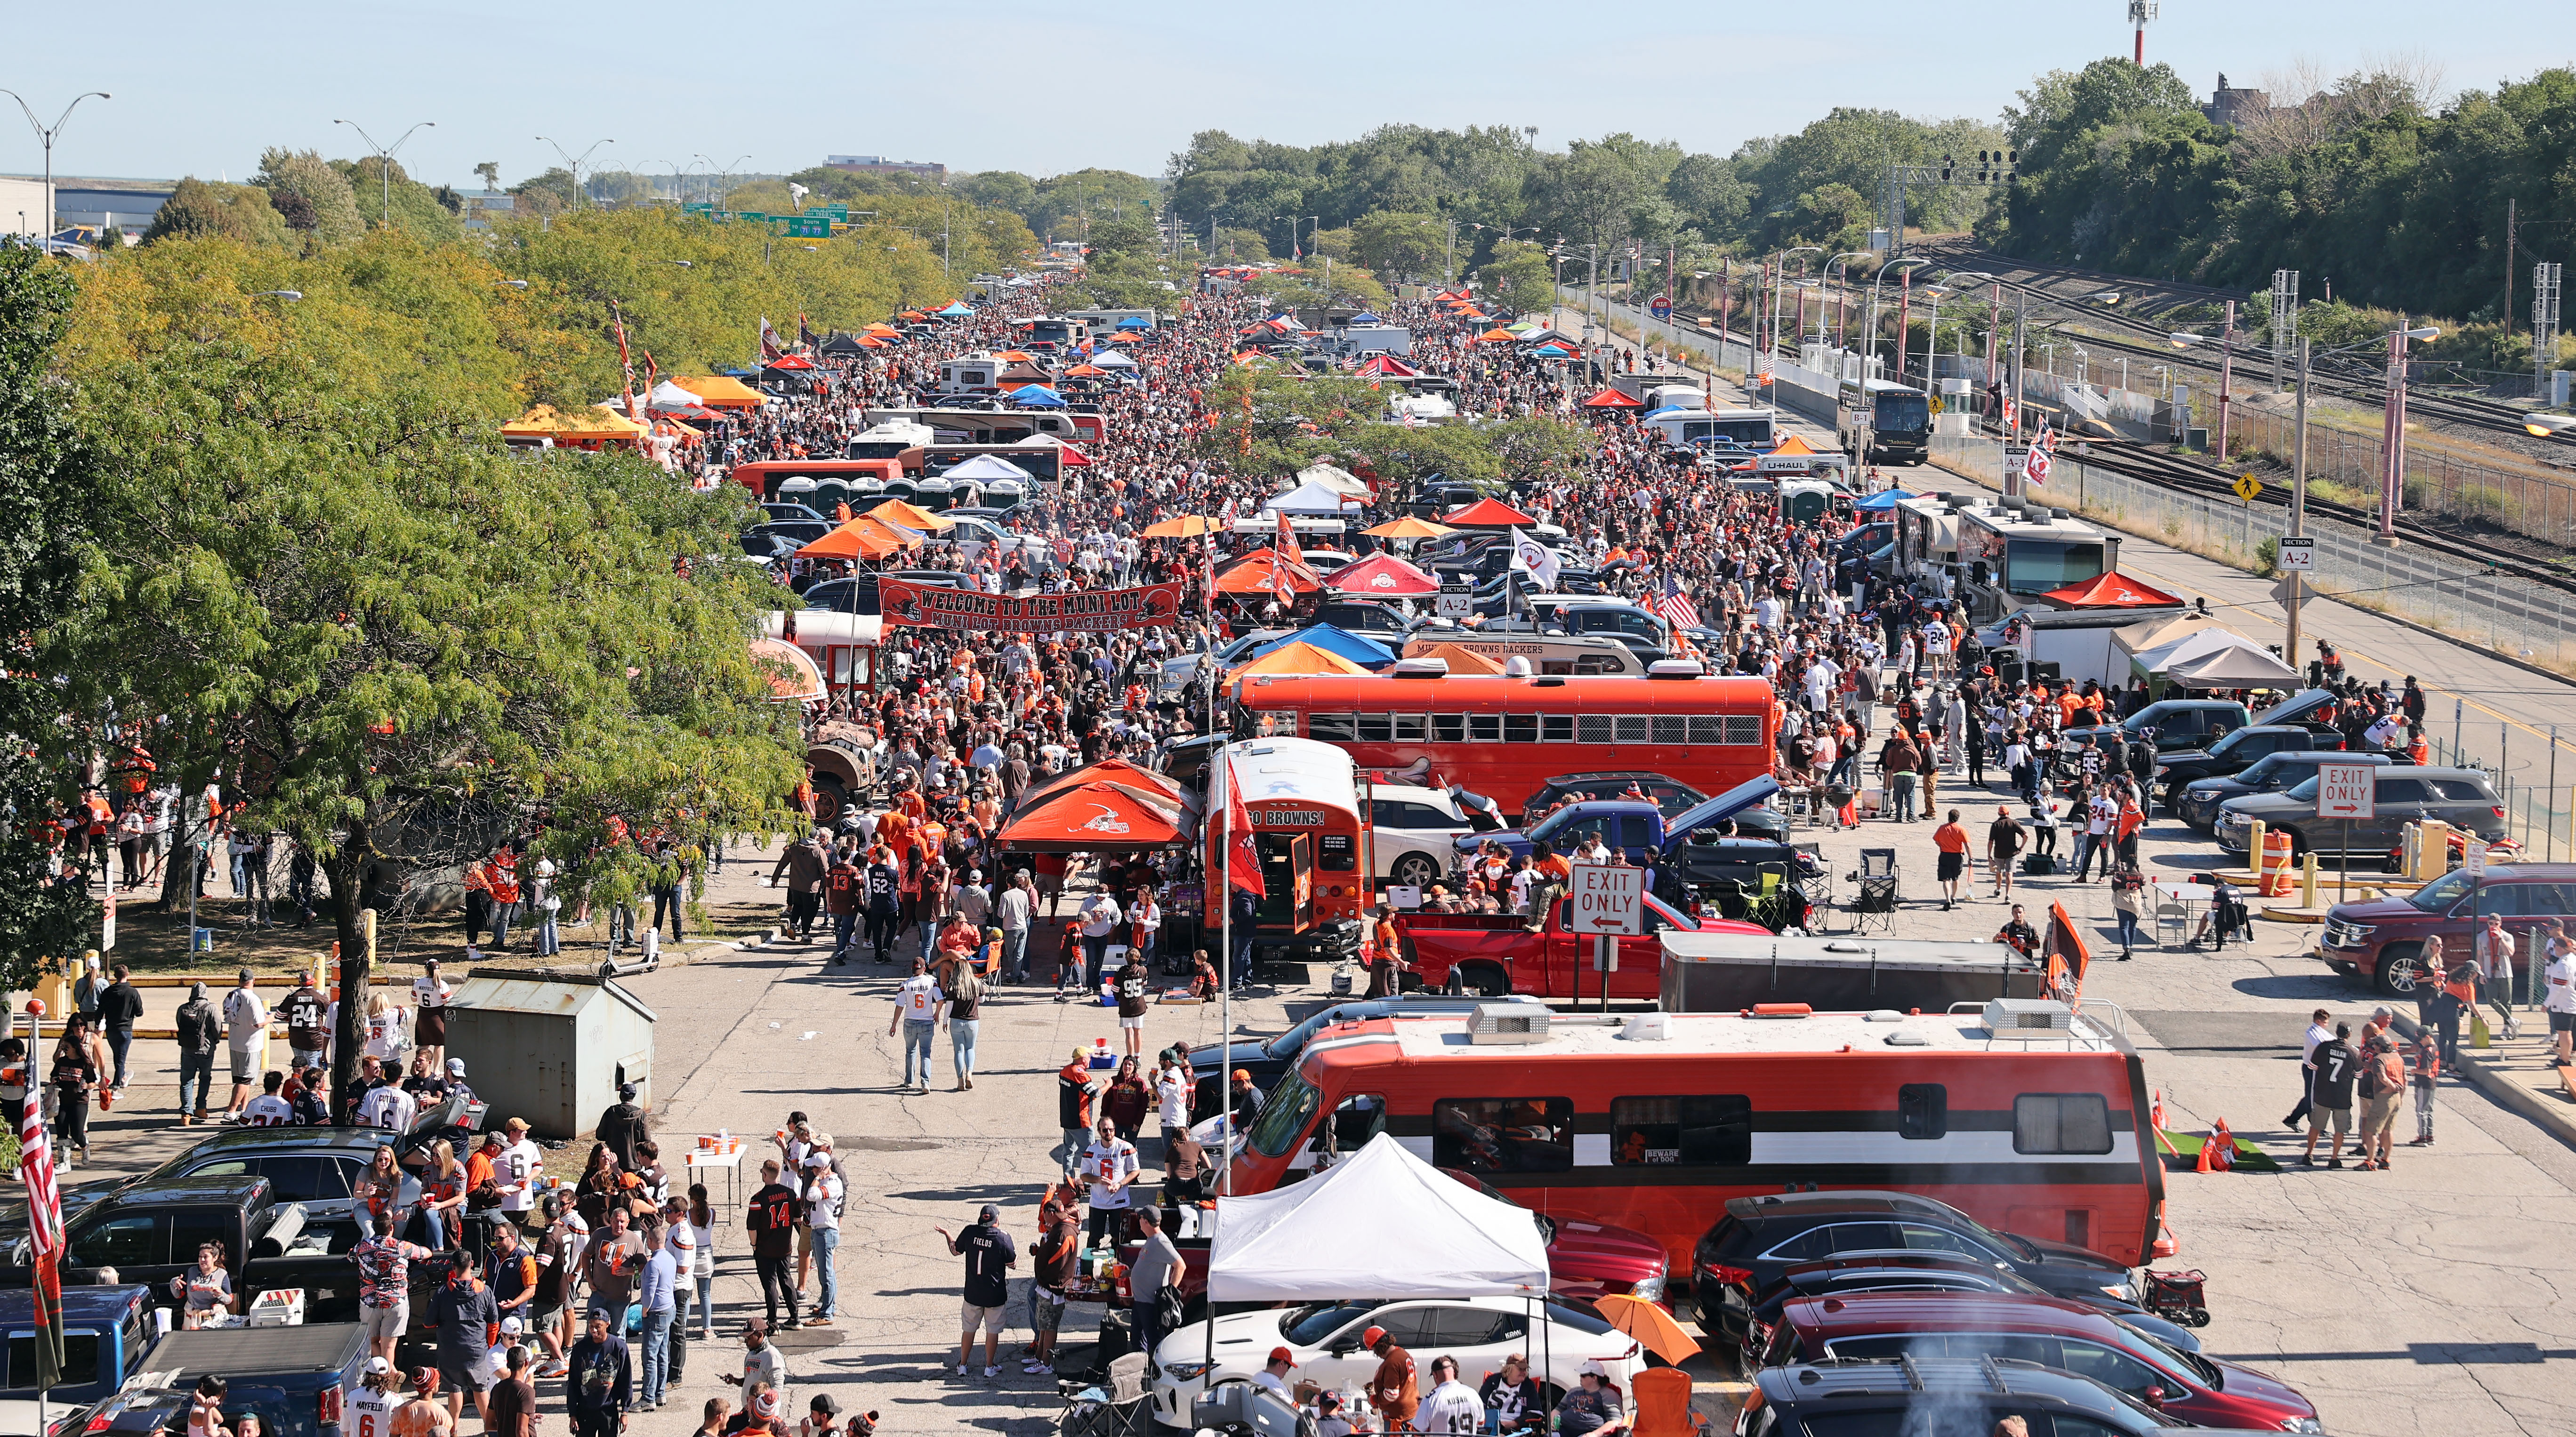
[[1738, 1356, 2191, 1437], [1519, 772, 1709, 823], [1691, 1192, 2138, 1345], [2151, 723, 2347, 808], [2174, 750, 2387, 833], [1733, 1254, 2203, 1372]]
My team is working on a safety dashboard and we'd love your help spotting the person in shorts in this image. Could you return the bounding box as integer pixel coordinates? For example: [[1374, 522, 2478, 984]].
[[942, 1203, 1016, 1379], [1022, 1200, 1076, 1374], [353, 1210, 434, 1366], [2300, 1023, 2359, 1169]]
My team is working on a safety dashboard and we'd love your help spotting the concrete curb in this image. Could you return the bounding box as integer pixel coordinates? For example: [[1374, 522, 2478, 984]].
[[2390, 1012, 2576, 1153]]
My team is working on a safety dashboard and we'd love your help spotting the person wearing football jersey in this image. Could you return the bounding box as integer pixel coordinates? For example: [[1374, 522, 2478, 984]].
[[281, 973, 329, 1074], [347, 1359, 397, 1437], [744, 1160, 802, 1332], [358, 1072, 419, 1137], [411, 959, 454, 1076], [1416, 1356, 1482, 1435], [239, 1071, 296, 1127]]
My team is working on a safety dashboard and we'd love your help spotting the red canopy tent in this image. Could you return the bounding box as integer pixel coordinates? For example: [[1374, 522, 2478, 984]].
[[1442, 497, 1540, 528], [1580, 387, 1646, 408], [1324, 552, 1441, 597], [766, 355, 819, 370], [2040, 572, 2184, 609], [1355, 355, 1421, 377]]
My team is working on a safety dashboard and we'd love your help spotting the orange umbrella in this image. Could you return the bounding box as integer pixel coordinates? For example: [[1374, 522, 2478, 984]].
[[797, 516, 918, 560], [1142, 515, 1220, 538], [1361, 517, 1456, 539], [1593, 1295, 1701, 1366]]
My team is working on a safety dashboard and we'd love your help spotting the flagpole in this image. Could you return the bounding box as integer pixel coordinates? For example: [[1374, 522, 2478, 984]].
[[1216, 754, 1232, 1197]]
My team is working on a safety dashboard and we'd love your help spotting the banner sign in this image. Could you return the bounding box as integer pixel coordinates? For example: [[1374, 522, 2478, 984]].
[[877, 578, 1185, 632]]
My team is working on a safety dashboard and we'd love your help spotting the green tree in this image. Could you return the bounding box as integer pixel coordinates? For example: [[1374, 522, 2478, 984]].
[[52, 258, 799, 1114], [1479, 237, 1555, 314], [334, 156, 465, 242], [0, 250, 103, 991], [142, 178, 295, 248], [1351, 210, 1447, 281], [1086, 213, 1159, 258], [255, 148, 366, 246]]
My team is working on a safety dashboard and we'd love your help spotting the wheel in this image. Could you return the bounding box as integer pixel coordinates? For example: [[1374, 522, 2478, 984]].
[[811, 777, 847, 827], [2375, 943, 2426, 998], [1457, 963, 1513, 999], [1389, 852, 1442, 889]]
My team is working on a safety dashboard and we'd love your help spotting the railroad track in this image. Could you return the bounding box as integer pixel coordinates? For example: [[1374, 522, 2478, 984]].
[[2070, 440, 2576, 597]]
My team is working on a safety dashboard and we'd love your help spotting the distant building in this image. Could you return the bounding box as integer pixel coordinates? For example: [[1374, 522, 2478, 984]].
[[826, 154, 946, 181], [460, 190, 515, 230], [2202, 73, 2270, 130], [1, 178, 173, 235]]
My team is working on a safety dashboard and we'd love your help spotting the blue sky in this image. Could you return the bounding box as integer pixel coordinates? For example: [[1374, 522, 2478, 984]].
[[6, 2, 2558, 188]]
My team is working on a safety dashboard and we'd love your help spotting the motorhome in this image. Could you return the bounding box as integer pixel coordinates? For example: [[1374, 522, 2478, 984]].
[[1645, 406, 1778, 451]]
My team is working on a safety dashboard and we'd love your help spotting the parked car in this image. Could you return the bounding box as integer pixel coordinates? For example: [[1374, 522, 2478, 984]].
[[115, 1127, 394, 1205], [2150, 724, 2347, 807], [1736, 1356, 2216, 1437], [1463, 779, 1787, 873], [758, 501, 826, 524], [2216, 765, 2504, 857], [1519, 772, 1709, 824], [1733, 1253, 2203, 1372], [2315, 861, 2576, 995], [0, 1285, 156, 1435], [1150, 1295, 1648, 1430], [2065, 698, 2254, 756], [1397, 891, 1768, 1000], [2173, 750, 2387, 833], [1313, 600, 1414, 641], [1690, 1191, 2140, 1347], [1761, 1292, 2322, 1432], [77, 1322, 373, 1437], [1367, 783, 1482, 890]]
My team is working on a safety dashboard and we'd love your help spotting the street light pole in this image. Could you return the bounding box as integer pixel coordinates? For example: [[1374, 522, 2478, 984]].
[[3, 89, 110, 247], [539, 136, 616, 209], [2379, 316, 2413, 547], [2286, 336, 2310, 661], [334, 119, 437, 226]]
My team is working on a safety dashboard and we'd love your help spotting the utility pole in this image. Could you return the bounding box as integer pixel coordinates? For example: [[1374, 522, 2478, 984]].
[[2505, 197, 2517, 339], [2286, 336, 2310, 662], [2217, 299, 2237, 459], [2378, 315, 2411, 547], [2270, 270, 2299, 390]]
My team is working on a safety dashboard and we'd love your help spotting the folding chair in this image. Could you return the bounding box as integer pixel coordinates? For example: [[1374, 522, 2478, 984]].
[[1630, 1367, 1706, 1437], [1058, 1352, 1151, 1437], [2154, 901, 2190, 948], [1849, 848, 1900, 934]]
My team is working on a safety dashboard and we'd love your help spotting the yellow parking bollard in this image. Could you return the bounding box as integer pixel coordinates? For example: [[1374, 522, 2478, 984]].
[[2301, 853, 2319, 908], [2247, 819, 2265, 879]]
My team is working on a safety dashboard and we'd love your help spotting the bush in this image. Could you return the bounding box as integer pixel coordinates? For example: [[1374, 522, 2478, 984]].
[[2255, 537, 2278, 574]]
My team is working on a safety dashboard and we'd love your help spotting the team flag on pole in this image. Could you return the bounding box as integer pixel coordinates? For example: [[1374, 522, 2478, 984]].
[[1222, 757, 1265, 900], [759, 316, 787, 363], [20, 1094, 65, 1391], [2025, 416, 2053, 486]]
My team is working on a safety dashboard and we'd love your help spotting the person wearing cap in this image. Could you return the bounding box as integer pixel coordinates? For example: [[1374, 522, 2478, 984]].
[[442, 1056, 475, 1106], [1228, 1069, 1263, 1129], [723, 1322, 787, 1418], [347, 1357, 396, 1437], [595, 1082, 650, 1172], [940, 1203, 1017, 1378], [498, 1118, 545, 1227], [1555, 1360, 1626, 1436], [1251, 1348, 1296, 1400], [801, 1140, 844, 1325], [1309, 1389, 1353, 1437], [771, 830, 834, 945], [1363, 1324, 1418, 1429], [1418, 1356, 1481, 1435], [566, 1310, 632, 1437]]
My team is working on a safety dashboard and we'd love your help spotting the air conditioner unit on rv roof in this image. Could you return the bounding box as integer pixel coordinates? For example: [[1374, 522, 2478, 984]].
[[1981, 998, 2075, 1036], [1468, 1002, 1552, 1045]]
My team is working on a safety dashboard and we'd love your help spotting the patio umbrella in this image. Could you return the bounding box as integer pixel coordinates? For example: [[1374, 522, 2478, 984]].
[[1361, 517, 1457, 540], [1142, 515, 1221, 538], [1593, 1295, 1702, 1366]]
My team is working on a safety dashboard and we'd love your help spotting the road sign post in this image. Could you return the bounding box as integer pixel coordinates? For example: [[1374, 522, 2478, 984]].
[[2277, 536, 2314, 571], [2317, 762, 2376, 899], [1572, 863, 1643, 1013]]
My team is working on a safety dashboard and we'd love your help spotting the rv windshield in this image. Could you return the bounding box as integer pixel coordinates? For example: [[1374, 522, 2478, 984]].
[[2002, 540, 2108, 593], [1247, 1071, 1323, 1158]]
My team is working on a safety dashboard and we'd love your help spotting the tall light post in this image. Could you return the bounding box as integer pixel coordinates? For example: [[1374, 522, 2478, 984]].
[[1863, 256, 1933, 379], [1820, 251, 1872, 358], [538, 136, 616, 208], [696, 154, 750, 214], [4, 89, 111, 245], [1912, 284, 1950, 390], [1770, 245, 1824, 369], [334, 118, 435, 226]]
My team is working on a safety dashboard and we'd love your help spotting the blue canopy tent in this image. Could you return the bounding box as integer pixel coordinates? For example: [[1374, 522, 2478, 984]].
[[1346, 312, 1384, 325], [1116, 315, 1153, 330], [936, 301, 975, 317], [1009, 385, 1068, 408], [1853, 488, 1919, 512], [1251, 624, 1397, 670]]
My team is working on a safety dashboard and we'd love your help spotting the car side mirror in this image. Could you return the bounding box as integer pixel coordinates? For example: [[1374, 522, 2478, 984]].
[[2143, 1386, 2167, 1409], [1328, 1343, 1357, 1358]]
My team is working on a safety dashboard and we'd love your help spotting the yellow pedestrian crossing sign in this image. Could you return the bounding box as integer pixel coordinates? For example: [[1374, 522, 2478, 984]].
[[2232, 474, 2264, 502]]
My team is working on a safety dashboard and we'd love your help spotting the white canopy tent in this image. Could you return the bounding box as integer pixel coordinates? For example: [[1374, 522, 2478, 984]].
[[2127, 625, 2270, 679], [2163, 641, 2301, 689], [648, 379, 708, 409], [1088, 350, 1139, 369], [1208, 1131, 1548, 1301], [941, 453, 1037, 482], [1261, 477, 1365, 516], [1296, 463, 1374, 500]]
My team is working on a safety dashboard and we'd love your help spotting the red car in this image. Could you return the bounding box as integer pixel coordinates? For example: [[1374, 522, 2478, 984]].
[[1760, 1291, 2321, 1433]]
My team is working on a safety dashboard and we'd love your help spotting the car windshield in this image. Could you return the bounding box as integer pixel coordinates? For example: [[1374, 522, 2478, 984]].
[[2111, 1317, 2224, 1388], [1246, 1071, 1323, 1158], [2410, 869, 2480, 912], [1264, 1009, 1370, 1063], [2234, 756, 2284, 785], [2207, 727, 2253, 757], [1282, 1301, 1381, 1347]]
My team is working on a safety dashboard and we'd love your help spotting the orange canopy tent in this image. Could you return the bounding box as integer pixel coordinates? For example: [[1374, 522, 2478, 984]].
[[1213, 549, 1323, 594], [1229, 641, 1373, 678], [1769, 432, 1820, 455], [865, 498, 954, 533], [1580, 387, 1646, 408], [1014, 758, 1199, 820], [1361, 516, 1457, 540], [1476, 327, 1518, 342], [672, 375, 767, 409], [798, 516, 920, 561], [1142, 515, 1221, 538], [863, 323, 902, 337], [995, 350, 1036, 362], [858, 336, 892, 348], [1063, 363, 1108, 377], [751, 637, 827, 702], [994, 781, 1183, 853], [2041, 572, 2184, 609], [1443, 497, 1540, 528], [499, 404, 649, 445], [1405, 643, 1508, 675]]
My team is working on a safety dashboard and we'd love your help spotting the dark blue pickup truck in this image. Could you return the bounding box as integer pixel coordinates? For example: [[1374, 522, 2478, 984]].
[[0, 1285, 156, 1436]]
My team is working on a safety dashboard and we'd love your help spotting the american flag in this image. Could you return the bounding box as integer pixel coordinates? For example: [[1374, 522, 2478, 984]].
[[1654, 572, 1702, 631], [19, 1092, 65, 1389]]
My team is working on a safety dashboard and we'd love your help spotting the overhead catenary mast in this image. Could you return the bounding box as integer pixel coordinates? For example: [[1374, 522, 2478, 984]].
[[2128, 0, 2159, 65]]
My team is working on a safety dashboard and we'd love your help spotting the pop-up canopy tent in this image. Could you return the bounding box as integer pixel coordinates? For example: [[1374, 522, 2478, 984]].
[[941, 454, 1037, 484], [1580, 387, 1645, 409], [993, 780, 1183, 853], [1230, 641, 1373, 678], [1325, 552, 1441, 597], [1852, 488, 1917, 512], [1089, 350, 1139, 370], [499, 404, 648, 449], [2042, 572, 2182, 609], [2109, 611, 2222, 675], [797, 516, 920, 561], [2161, 637, 2302, 689], [1443, 497, 1539, 528], [1212, 549, 1323, 595], [1208, 1131, 1548, 1301], [673, 375, 767, 409], [1296, 463, 1374, 500], [1262, 478, 1363, 515], [1010, 384, 1067, 408], [1404, 643, 1507, 674], [2126, 626, 2271, 680], [816, 332, 867, 357], [1252, 624, 1397, 669], [865, 498, 955, 533]]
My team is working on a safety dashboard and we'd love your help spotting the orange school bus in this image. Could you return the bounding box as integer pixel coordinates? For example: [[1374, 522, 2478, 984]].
[[1224, 1004, 2164, 1277], [1227, 670, 1780, 816], [1205, 737, 1374, 963]]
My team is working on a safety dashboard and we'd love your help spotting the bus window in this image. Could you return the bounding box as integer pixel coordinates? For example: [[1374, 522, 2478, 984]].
[[1318, 832, 1356, 872], [2014, 1094, 2112, 1154], [1897, 1083, 1948, 1139], [1432, 714, 1468, 741], [1609, 1095, 1752, 1166], [1505, 714, 1539, 742], [1309, 713, 1357, 742], [1358, 714, 1393, 742], [1315, 1094, 1386, 1163], [1248, 1072, 1322, 1158], [1469, 715, 1502, 742], [1433, 1098, 1573, 1174]]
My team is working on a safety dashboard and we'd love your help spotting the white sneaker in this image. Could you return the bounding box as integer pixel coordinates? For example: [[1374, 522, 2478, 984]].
[[983, 1365, 1000, 1378], [956, 1363, 971, 1378]]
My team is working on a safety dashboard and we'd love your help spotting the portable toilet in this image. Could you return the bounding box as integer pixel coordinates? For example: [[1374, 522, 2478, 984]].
[[445, 969, 658, 1140]]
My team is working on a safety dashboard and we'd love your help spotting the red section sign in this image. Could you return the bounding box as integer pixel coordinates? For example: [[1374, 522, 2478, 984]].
[[875, 578, 1185, 633]]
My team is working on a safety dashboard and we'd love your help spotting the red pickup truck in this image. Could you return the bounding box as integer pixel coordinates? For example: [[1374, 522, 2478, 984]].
[[1395, 893, 1767, 1001]]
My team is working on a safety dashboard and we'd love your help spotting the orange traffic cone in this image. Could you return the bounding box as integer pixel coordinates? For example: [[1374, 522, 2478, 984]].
[[2206, 1119, 2235, 1172]]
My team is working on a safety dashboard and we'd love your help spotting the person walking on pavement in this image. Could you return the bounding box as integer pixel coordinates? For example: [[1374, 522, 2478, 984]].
[[1127, 1207, 1181, 1360], [2300, 1022, 2359, 1169], [1931, 810, 1970, 909], [823, 847, 864, 967], [97, 963, 144, 1095], [2285, 1008, 2332, 1130], [1985, 807, 2022, 901], [175, 981, 220, 1124], [997, 872, 1035, 984], [1878, 728, 1922, 823], [219, 970, 266, 1122], [800, 1148, 843, 1325], [2545, 918, 2576, 1070], [769, 831, 832, 944], [889, 957, 943, 1093], [566, 1311, 632, 1437], [939, 1203, 1016, 1379], [2407, 1028, 2443, 1146]]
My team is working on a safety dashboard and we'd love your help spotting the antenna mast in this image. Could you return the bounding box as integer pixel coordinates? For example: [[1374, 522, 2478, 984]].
[[2128, 1, 2159, 65]]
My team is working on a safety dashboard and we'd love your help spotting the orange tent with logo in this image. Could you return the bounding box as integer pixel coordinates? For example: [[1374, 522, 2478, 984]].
[[994, 781, 1183, 852], [1213, 549, 1323, 593]]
